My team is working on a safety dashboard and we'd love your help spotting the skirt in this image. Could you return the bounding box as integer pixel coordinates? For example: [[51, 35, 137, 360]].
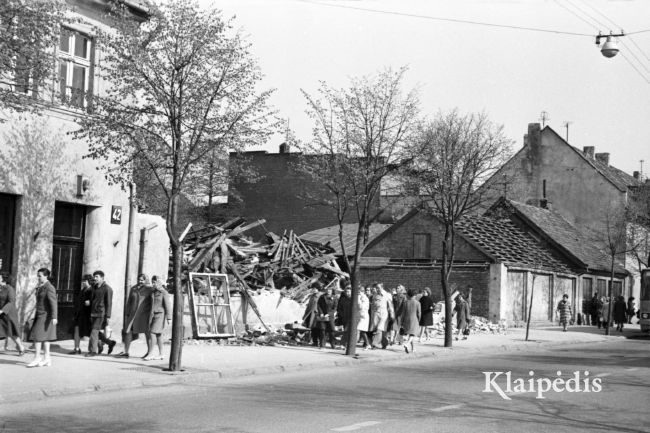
[[72, 310, 92, 338], [28, 314, 57, 342], [149, 312, 164, 334], [0, 314, 20, 339]]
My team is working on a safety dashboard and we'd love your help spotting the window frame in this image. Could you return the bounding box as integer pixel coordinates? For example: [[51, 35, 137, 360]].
[[56, 26, 94, 111]]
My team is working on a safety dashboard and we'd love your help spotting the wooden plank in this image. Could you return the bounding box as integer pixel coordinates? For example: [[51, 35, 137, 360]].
[[188, 233, 226, 271]]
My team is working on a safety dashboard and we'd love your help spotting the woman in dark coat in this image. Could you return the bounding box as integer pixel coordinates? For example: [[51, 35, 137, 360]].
[[418, 288, 434, 342], [116, 274, 152, 358], [400, 289, 421, 354], [316, 286, 337, 349], [613, 295, 627, 332], [0, 273, 25, 355], [27, 268, 57, 367], [69, 274, 93, 354], [335, 286, 352, 348], [453, 294, 470, 341]]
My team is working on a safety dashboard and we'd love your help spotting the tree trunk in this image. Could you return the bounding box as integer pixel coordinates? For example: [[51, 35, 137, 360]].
[[441, 228, 453, 348], [525, 274, 536, 341], [168, 194, 184, 371], [605, 255, 615, 336], [345, 224, 365, 357]]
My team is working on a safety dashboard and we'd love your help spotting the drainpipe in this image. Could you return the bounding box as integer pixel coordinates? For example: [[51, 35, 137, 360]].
[[123, 182, 137, 326]]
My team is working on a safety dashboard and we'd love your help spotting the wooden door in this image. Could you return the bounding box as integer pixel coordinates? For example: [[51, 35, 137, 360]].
[[504, 271, 526, 326], [52, 203, 86, 339], [529, 273, 550, 322]]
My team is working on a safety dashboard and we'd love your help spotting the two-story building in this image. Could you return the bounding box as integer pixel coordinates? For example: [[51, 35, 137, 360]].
[[0, 0, 168, 339]]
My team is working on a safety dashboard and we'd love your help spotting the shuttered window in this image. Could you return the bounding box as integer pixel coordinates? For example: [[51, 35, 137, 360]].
[[413, 233, 431, 259]]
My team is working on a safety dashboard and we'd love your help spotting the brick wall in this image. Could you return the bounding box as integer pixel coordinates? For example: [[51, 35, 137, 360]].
[[226, 152, 380, 236], [359, 265, 491, 318]]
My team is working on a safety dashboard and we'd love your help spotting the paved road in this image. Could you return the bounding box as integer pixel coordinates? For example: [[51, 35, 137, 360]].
[[1, 339, 648, 433]]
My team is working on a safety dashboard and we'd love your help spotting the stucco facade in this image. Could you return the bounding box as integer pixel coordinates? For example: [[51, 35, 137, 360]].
[[0, 0, 169, 339]]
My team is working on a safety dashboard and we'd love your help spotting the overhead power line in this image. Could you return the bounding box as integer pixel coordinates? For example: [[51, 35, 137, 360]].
[[301, 0, 650, 37]]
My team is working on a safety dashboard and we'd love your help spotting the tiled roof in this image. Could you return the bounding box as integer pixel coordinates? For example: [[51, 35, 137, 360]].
[[569, 145, 642, 191], [457, 215, 574, 273], [506, 200, 627, 274], [300, 223, 392, 256]]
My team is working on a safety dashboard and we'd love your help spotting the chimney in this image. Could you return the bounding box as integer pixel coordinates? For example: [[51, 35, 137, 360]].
[[528, 123, 541, 155], [633, 171, 640, 180], [279, 142, 290, 154], [583, 146, 595, 159], [539, 198, 552, 210], [595, 152, 610, 166]]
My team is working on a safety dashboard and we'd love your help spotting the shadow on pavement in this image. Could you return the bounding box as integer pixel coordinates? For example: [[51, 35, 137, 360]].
[[0, 414, 152, 433]]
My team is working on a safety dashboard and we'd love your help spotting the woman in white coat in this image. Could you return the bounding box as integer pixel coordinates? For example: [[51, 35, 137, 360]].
[[357, 286, 371, 350]]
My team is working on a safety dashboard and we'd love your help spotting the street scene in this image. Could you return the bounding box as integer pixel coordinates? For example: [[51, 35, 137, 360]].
[[1, 0, 650, 432]]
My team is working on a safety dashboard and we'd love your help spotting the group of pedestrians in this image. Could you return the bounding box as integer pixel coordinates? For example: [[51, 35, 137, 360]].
[[302, 281, 472, 353], [0, 268, 171, 368], [586, 293, 636, 332]]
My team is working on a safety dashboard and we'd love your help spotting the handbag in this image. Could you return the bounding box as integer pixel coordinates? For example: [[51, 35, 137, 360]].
[[462, 328, 470, 336]]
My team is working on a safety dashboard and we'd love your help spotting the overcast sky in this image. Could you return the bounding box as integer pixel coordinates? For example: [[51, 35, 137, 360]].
[[207, 0, 650, 177]]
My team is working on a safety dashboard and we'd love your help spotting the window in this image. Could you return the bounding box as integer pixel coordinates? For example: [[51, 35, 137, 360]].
[[596, 279, 607, 297], [582, 277, 593, 298], [57, 27, 93, 110], [413, 233, 431, 259]]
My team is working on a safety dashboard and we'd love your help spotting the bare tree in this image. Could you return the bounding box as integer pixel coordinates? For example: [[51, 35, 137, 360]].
[[296, 67, 420, 356], [73, 0, 277, 370], [405, 111, 512, 347]]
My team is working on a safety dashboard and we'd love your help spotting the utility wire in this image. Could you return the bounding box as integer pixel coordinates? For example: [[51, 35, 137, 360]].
[[561, 0, 650, 83], [574, 0, 650, 65], [301, 0, 593, 37], [554, 0, 598, 31], [621, 52, 650, 84]]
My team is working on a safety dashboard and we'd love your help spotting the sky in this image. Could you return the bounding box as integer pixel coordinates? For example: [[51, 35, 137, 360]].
[[206, 0, 650, 177]]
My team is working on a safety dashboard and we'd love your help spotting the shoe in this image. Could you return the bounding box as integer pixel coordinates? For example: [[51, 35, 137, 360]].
[[115, 352, 129, 358], [69, 348, 81, 355], [107, 340, 116, 355], [26, 358, 42, 368], [85, 352, 98, 358], [141, 353, 149, 359], [403, 344, 409, 354], [17, 347, 25, 357], [98, 345, 104, 354], [363, 346, 369, 351], [37, 358, 51, 367]]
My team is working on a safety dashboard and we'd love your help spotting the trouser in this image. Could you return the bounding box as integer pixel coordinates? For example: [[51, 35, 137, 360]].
[[358, 331, 371, 347], [89, 329, 113, 353], [319, 324, 335, 349], [371, 330, 387, 348], [591, 315, 599, 326], [310, 328, 321, 346], [340, 326, 348, 348]]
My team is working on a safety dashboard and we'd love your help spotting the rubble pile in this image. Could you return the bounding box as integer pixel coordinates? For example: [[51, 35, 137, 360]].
[[183, 217, 347, 298]]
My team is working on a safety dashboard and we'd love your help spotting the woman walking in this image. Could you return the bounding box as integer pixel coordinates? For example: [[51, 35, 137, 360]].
[[69, 274, 93, 355], [144, 276, 171, 361], [613, 295, 627, 332], [116, 274, 152, 358], [357, 286, 371, 350], [626, 296, 636, 324], [27, 268, 57, 367], [400, 289, 421, 354], [418, 288, 434, 342], [0, 273, 25, 355], [453, 294, 470, 340], [556, 294, 572, 332]]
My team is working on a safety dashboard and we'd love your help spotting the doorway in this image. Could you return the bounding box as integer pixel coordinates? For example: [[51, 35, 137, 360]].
[[0, 193, 16, 276], [51, 202, 86, 339]]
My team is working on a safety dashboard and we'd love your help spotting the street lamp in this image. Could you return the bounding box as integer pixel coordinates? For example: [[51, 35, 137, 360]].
[[595, 32, 625, 58]]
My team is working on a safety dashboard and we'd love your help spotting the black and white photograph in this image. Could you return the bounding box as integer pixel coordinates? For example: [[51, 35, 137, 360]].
[[0, 0, 649, 432]]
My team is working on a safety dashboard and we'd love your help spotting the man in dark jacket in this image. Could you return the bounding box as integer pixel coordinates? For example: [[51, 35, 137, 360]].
[[335, 285, 352, 348], [590, 294, 603, 328], [86, 270, 116, 357]]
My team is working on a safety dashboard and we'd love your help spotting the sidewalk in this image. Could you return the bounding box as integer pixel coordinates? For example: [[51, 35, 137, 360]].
[[0, 324, 641, 404]]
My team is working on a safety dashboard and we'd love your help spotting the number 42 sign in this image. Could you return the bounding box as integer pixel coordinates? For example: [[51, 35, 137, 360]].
[[111, 205, 122, 224]]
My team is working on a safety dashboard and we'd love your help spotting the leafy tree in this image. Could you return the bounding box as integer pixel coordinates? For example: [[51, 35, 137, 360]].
[[0, 0, 65, 115], [404, 111, 512, 347], [73, 0, 277, 370], [297, 67, 420, 356]]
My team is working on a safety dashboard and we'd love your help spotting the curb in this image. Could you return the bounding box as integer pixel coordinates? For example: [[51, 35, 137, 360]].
[[0, 335, 621, 405]]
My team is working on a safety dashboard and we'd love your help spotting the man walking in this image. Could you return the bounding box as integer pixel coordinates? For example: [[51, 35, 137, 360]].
[[86, 270, 116, 357]]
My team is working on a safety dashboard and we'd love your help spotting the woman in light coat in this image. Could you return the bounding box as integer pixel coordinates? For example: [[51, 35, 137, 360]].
[[145, 275, 172, 361], [400, 289, 421, 354], [357, 286, 371, 349], [27, 268, 57, 367]]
